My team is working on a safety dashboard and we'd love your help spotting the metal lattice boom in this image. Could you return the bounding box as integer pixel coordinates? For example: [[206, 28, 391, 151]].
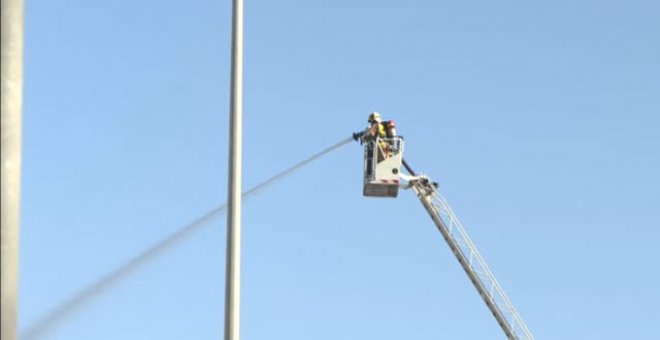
[[410, 177, 534, 340]]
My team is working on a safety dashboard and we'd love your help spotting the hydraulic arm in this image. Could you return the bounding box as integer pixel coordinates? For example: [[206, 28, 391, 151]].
[[354, 134, 533, 339], [407, 170, 534, 340]]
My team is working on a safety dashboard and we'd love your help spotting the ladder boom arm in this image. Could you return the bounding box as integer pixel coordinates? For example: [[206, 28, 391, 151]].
[[410, 177, 534, 340]]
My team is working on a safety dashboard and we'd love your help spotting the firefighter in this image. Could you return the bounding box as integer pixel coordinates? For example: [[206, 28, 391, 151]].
[[359, 112, 398, 140], [350, 112, 387, 141], [352, 112, 397, 161], [365, 111, 387, 141]]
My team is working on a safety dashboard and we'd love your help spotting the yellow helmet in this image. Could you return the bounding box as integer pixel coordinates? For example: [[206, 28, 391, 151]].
[[368, 112, 381, 123]]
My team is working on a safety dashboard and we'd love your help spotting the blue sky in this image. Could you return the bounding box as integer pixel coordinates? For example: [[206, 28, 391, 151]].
[[20, 0, 659, 339]]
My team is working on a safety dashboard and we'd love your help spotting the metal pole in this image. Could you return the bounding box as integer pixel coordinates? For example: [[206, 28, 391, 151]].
[[1, 0, 24, 339], [224, 0, 243, 339]]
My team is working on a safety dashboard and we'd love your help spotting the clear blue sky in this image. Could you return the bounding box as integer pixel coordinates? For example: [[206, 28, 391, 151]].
[[20, 0, 659, 339]]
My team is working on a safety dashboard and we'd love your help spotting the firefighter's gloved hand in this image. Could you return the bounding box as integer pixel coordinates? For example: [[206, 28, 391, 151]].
[[352, 131, 364, 142]]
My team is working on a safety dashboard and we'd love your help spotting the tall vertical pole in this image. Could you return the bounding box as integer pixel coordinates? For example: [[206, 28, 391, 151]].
[[224, 0, 243, 339], [1, 0, 24, 339]]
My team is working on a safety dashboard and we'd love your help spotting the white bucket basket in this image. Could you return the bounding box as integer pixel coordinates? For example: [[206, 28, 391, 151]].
[[363, 137, 404, 198]]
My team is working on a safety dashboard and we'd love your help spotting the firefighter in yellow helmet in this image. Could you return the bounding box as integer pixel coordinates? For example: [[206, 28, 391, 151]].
[[352, 111, 398, 143], [351, 111, 398, 162], [366, 112, 387, 140]]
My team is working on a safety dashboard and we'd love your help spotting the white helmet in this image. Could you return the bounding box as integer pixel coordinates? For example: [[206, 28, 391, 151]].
[[368, 112, 382, 123]]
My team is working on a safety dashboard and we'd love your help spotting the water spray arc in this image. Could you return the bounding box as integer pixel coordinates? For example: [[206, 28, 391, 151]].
[[21, 137, 353, 340]]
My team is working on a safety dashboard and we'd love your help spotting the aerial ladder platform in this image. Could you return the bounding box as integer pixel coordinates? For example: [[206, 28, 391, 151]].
[[355, 135, 534, 340]]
